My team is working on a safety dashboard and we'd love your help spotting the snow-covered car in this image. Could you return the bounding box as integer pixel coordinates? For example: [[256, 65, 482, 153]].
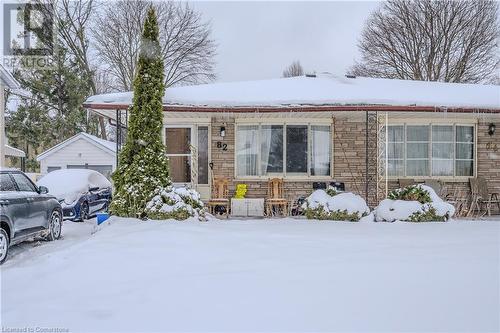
[[37, 169, 112, 221]]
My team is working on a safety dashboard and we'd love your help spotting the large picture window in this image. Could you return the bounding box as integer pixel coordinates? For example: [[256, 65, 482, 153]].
[[236, 123, 332, 178], [386, 124, 474, 178]]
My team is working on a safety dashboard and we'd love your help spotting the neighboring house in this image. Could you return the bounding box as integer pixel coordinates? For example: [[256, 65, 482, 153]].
[[83, 74, 500, 206], [5, 144, 25, 159], [37, 132, 116, 179], [1, 64, 21, 168]]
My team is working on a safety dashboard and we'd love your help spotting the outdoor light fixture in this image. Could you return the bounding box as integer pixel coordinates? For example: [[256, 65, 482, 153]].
[[488, 123, 496, 136], [220, 126, 226, 137]]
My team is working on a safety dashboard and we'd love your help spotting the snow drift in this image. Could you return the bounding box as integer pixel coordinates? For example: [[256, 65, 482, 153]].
[[303, 190, 370, 221], [375, 185, 455, 222]]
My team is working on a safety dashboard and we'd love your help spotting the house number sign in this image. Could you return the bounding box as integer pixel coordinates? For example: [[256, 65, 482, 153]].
[[216, 141, 228, 151], [486, 142, 498, 152]]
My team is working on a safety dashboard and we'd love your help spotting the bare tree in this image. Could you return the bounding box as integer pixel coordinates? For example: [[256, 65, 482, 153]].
[[57, 0, 108, 138], [282, 60, 304, 78], [350, 0, 500, 83], [91, 1, 216, 91]]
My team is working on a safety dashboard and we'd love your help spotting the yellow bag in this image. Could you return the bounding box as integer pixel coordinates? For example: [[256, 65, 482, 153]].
[[234, 184, 247, 199]]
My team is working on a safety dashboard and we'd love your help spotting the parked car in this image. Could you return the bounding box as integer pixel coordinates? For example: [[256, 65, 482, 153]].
[[0, 168, 62, 264], [37, 169, 112, 221]]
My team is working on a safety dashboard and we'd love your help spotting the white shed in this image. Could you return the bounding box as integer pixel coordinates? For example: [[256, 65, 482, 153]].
[[37, 132, 116, 178]]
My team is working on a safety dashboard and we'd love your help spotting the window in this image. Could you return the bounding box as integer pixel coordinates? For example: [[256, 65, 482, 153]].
[[236, 125, 258, 176], [432, 125, 454, 176], [406, 125, 429, 176], [456, 126, 474, 176], [286, 125, 308, 173], [385, 124, 474, 178], [236, 123, 332, 177], [310, 125, 331, 176], [11, 173, 38, 192], [0, 174, 16, 191], [261, 125, 283, 174], [47, 166, 61, 173], [387, 126, 404, 177], [197, 126, 209, 185]]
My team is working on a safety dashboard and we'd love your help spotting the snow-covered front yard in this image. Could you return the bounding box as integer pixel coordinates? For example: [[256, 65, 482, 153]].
[[1, 218, 499, 332]]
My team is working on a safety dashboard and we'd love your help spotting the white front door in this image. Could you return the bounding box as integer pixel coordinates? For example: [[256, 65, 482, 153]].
[[165, 125, 210, 200]]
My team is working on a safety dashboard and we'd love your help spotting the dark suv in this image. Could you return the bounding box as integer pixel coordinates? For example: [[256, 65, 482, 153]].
[[0, 169, 62, 264]]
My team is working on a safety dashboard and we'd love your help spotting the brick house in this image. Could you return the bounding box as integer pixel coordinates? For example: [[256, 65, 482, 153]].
[[83, 74, 500, 210]]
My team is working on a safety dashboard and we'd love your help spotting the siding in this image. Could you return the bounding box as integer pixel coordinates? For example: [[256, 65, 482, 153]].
[[39, 138, 116, 174]]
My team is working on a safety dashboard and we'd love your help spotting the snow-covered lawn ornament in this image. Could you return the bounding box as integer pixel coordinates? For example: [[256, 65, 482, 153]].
[[303, 190, 370, 221], [145, 186, 206, 221], [375, 185, 455, 222]]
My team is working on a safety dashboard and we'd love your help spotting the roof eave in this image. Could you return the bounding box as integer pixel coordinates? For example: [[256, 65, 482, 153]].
[[37, 132, 115, 161], [0, 66, 21, 89], [82, 103, 500, 114]]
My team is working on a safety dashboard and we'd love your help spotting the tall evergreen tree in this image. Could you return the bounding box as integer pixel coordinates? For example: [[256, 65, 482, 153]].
[[110, 7, 171, 218]]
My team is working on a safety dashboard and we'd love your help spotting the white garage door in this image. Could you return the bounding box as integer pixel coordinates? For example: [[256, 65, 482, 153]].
[[67, 165, 113, 179]]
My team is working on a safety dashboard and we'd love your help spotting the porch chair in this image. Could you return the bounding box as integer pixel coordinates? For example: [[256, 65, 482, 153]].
[[207, 177, 230, 218], [266, 178, 288, 217], [444, 187, 470, 218], [468, 177, 500, 217]]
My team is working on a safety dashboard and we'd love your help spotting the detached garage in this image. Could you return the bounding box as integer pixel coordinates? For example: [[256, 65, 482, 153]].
[[37, 132, 116, 179]]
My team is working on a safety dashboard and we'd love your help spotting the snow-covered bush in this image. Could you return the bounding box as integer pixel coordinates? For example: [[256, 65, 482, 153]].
[[388, 185, 431, 204], [145, 187, 206, 221], [375, 185, 455, 222], [303, 190, 370, 221]]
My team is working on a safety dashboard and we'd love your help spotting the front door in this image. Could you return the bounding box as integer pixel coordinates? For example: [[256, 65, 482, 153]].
[[165, 125, 210, 200]]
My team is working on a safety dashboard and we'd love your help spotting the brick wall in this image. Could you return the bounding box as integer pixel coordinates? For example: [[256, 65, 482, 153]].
[[384, 120, 500, 214], [208, 116, 499, 213], [209, 116, 372, 202]]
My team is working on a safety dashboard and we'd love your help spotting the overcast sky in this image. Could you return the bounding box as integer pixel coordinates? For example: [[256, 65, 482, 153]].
[[192, 1, 381, 83]]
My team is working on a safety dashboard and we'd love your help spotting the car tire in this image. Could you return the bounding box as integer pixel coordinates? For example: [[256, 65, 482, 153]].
[[80, 202, 89, 221], [0, 228, 10, 265], [46, 210, 62, 241]]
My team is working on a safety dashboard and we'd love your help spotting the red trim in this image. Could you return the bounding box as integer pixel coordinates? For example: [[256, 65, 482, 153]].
[[82, 103, 500, 114]]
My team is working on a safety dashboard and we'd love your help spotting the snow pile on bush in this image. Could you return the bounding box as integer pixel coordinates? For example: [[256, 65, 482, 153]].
[[145, 186, 206, 221], [375, 185, 455, 222], [303, 190, 370, 221]]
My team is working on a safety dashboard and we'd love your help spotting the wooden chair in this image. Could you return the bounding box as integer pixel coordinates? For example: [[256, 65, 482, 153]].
[[468, 177, 500, 217], [445, 187, 470, 218], [266, 178, 288, 217], [207, 177, 230, 218]]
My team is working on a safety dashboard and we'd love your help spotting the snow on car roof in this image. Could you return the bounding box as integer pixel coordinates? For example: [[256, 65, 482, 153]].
[[84, 74, 500, 110], [37, 169, 111, 203]]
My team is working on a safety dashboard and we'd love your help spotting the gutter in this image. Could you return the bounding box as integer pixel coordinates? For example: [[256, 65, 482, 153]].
[[82, 103, 500, 114]]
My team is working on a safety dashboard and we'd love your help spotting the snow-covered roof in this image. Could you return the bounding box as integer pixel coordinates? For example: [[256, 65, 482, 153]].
[[37, 132, 116, 161], [5, 144, 25, 158], [0, 64, 20, 89], [84, 74, 500, 111]]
